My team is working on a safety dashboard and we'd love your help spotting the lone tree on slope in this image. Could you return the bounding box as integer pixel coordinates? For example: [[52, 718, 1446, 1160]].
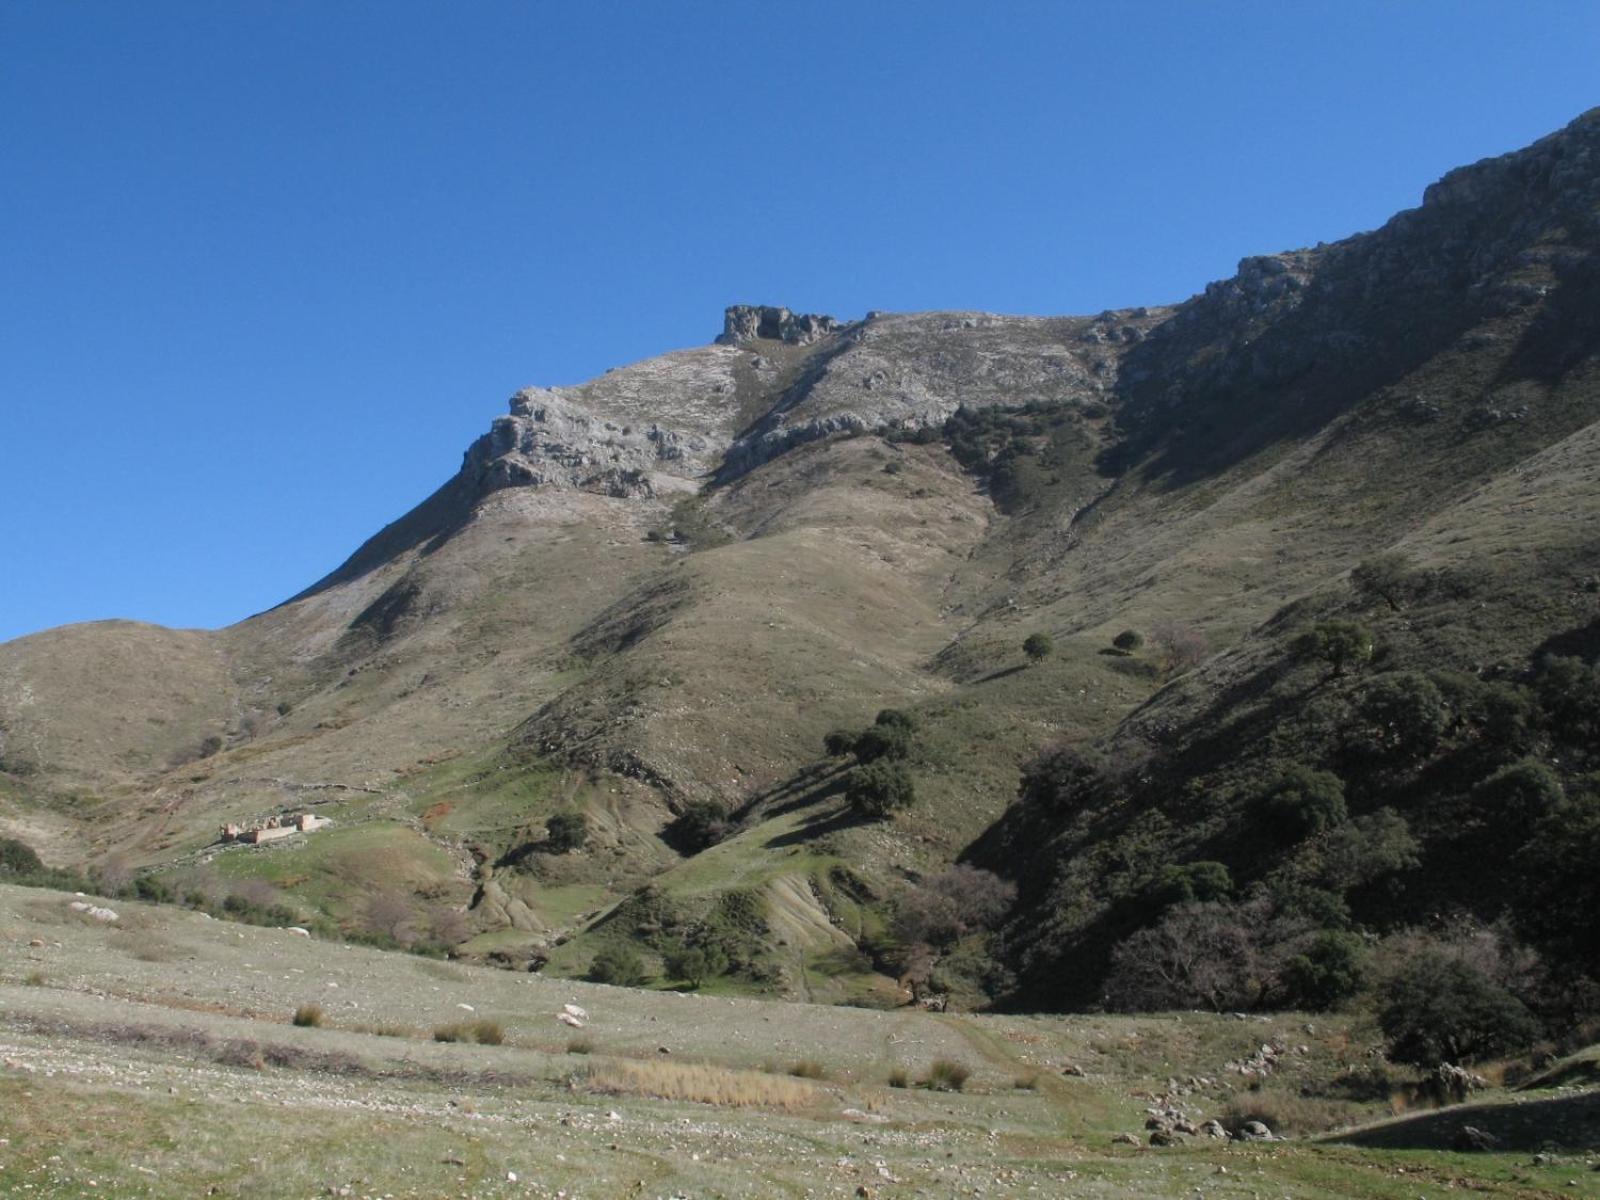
[[1023, 632, 1055, 663]]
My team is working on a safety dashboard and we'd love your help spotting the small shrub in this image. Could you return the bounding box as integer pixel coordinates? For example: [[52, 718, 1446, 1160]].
[[471, 1019, 505, 1045], [668, 799, 731, 852], [664, 944, 729, 988], [588, 943, 649, 987], [851, 723, 911, 763], [788, 1060, 827, 1079], [923, 1059, 971, 1091], [1022, 632, 1054, 663], [823, 728, 858, 757], [566, 1037, 594, 1055], [133, 875, 175, 904], [0, 837, 45, 877], [1013, 1072, 1040, 1090], [1112, 629, 1143, 653], [292, 1004, 325, 1028], [887, 1067, 909, 1088], [873, 709, 918, 734], [431, 1019, 505, 1045], [23, 970, 46, 987], [543, 811, 589, 853]]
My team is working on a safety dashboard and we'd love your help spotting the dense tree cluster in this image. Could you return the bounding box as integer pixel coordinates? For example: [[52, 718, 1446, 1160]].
[[986, 597, 1600, 1066]]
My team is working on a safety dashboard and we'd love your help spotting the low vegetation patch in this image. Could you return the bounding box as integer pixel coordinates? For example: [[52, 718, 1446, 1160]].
[[922, 1059, 972, 1092], [431, 1019, 506, 1045], [583, 1058, 819, 1110]]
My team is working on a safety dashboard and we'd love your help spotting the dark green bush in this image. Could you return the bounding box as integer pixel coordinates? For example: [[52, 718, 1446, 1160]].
[[1377, 953, 1539, 1067], [1471, 758, 1564, 826], [543, 811, 589, 853], [1359, 672, 1450, 758], [851, 723, 911, 763], [823, 728, 858, 757], [134, 875, 175, 904], [587, 944, 648, 987], [1112, 629, 1143, 653], [1022, 632, 1054, 662], [873, 709, 917, 734], [1261, 767, 1348, 841], [1279, 930, 1367, 1011], [1151, 861, 1233, 907], [0, 837, 44, 877], [1535, 655, 1600, 751], [667, 799, 731, 853], [664, 944, 729, 988], [1514, 792, 1600, 974], [845, 760, 916, 819]]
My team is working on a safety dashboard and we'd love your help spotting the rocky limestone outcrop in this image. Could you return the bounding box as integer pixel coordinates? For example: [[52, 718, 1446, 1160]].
[[715, 308, 1169, 480], [716, 304, 843, 346], [456, 338, 827, 500], [463, 388, 690, 500]]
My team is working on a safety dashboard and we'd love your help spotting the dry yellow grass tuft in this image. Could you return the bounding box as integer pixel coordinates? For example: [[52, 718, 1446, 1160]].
[[584, 1058, 820, 1111]]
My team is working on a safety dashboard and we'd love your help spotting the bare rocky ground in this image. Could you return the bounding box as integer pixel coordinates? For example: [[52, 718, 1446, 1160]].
[[3, 884, 1599, 1199]]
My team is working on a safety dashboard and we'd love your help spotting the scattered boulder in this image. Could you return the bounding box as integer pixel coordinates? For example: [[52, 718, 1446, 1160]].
[[1236, 1120, 1276, 1142], [1430, 1062, 1489, 1102], [1149, 1129, 1183, 1147], [1111, 1133, 1141, 1146], [67, 900, 118, 922], [1454, 1125, 1500, 1152]]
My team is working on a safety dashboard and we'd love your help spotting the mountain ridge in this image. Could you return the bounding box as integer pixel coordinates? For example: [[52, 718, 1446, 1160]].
[[2, 107, 1598, 1012]]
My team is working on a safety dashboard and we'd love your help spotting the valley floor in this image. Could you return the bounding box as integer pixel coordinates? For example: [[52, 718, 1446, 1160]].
[[1, 884, 1596, 1199]]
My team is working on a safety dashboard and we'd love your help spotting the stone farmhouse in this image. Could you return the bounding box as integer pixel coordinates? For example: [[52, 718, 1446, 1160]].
[[219, 812, 332, 845]]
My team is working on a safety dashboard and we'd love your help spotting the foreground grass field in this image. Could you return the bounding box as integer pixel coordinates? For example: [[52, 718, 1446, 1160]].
[[2, 884, 1598, 1198]]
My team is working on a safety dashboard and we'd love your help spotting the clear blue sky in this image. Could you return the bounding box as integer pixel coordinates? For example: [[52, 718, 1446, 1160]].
[[3, 2, 1597, 643]]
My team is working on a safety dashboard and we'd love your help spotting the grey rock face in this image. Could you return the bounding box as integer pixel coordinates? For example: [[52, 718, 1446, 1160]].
[[452, 345, 757, 503], [716, 307, 1168, 480], [716, 304, 843, 346]]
